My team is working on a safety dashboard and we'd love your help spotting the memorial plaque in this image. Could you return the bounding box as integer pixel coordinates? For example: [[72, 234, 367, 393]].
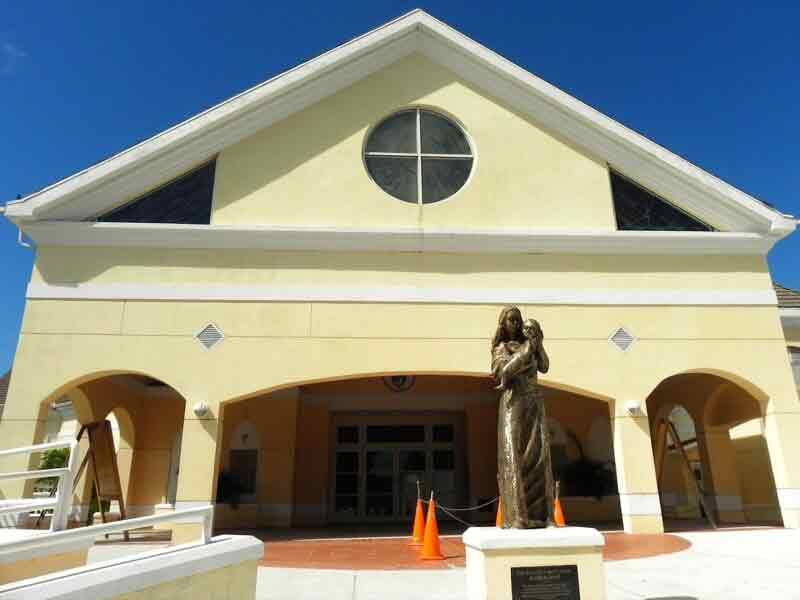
[[511, 565, 580, 600]]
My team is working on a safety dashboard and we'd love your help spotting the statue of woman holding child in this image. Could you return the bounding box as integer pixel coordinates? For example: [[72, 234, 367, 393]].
[[491, 305, 554, 529]]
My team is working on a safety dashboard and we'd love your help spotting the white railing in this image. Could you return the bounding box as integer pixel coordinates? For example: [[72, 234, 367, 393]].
[[0, 505, 214, 564], [0, 440, 79, 532]]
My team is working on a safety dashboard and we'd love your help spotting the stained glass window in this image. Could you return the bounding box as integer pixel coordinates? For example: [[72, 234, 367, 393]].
[[96, 160, 216, 224], [610, 171, 712, 231], [364, 109, 473, 204]]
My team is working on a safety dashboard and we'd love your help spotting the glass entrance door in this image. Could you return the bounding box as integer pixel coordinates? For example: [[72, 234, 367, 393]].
[[399, 450, 426, 519], [363, 449, 427, 520], [365, 450, 395, 518], [331, 417, 464, 522]]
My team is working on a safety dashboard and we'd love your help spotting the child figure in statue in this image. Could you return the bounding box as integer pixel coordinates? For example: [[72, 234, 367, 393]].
[[495, 318, 539, 391]]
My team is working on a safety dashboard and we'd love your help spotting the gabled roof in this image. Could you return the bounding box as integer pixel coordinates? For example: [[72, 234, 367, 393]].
[[2, 10, 796, 244]]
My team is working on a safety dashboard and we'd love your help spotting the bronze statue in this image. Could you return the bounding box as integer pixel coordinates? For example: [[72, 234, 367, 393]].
[[492, 306, 554, 529]]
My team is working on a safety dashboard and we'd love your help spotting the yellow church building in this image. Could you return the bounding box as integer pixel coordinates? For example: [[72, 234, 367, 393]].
[[1, 10, 798, 537]]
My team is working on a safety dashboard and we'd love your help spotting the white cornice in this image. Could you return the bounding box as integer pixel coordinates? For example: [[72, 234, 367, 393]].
[[21, 221, 777, 254], [26, 282, 777, 306], [3, 10, 795, 240]]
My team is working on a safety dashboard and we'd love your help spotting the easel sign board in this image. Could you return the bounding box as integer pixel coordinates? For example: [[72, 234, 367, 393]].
[[87, 420, 123, 501]]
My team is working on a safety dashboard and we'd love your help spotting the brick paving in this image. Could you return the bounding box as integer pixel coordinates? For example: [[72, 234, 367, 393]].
[[259, 532, 690, 570]]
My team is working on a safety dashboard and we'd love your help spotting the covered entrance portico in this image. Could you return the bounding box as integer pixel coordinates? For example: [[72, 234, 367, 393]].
[[214, 373, 622, 531]]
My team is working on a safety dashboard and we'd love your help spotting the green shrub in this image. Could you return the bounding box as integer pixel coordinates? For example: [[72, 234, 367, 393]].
[[37, 447, 69, 488]]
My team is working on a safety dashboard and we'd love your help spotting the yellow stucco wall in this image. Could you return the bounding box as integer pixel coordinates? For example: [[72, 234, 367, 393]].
[[215, 390, 298, 528], [31, 249, 773, 293], [0, 548, 88, 586], [212, 53, 617, 231], [465, 399, 497, 510], [294, 397, 330, 525], [94, 558, 257, 600], [733, 433, 782, 522]]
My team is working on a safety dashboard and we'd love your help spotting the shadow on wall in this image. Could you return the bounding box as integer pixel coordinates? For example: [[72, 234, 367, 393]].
[[35, 249, 766, 285]]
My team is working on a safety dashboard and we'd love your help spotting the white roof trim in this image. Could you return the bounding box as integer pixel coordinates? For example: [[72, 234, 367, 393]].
[[3, 10, 795, 239], [25, 282, 778, 307], [21, 221, 777, 254]]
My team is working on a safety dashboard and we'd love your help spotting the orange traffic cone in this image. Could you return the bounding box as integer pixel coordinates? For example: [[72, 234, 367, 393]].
[[419, 493, 445, 560], [554, 482, 566, 527], [495, 497, 503, 528], [409, 498, 425, 545], [554, 498, 566, 527]]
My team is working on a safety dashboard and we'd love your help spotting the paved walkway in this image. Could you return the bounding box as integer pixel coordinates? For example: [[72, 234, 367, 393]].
[[255, 528, 800, 600], [258, 532, 690, 569]]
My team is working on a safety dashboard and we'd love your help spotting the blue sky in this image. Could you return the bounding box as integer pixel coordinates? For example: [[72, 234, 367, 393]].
[[1, 1, 798, 374]]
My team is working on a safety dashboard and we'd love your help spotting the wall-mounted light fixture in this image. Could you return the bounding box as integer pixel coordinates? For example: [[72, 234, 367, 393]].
[[193, 402, 210, 418]]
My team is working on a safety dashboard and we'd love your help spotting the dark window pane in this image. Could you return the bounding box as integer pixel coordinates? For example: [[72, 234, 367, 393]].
[[611, 171, 712, 231], [365, 156, 418, 204], [420, 111, 470, 155], [433, 450, 455, 470], [336, 474, 359, 494], [432, 425, 454, 443], [421, 158, 472, 204], [335, 495, 358, 515], [337, 426, 359, 444], [336, 452, 359, 473], [366, 474, 394, 494], [399, 450, 426, 471], [433, 470, 456, 495], [365, 111, 417, 153], [366, 451, 394, 472], [230, 449, 257, 494], [365, 495, 394, 517], [367, 425, 425, 443], [97, 161, 215, 224]]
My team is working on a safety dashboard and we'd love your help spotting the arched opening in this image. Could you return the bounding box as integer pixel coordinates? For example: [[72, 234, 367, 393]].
[[546, 388, 620, 528], [35, 372, 186, 524], [651, 404, 704, 523], [214, 373, 618, 531], [647, 372, 782, 530]]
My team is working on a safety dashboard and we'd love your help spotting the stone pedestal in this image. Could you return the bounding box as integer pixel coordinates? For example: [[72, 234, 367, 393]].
[[462, 526, 606, 600]]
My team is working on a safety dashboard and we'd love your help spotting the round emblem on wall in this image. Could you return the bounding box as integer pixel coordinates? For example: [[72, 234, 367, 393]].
[[383, 375, 416, 392]]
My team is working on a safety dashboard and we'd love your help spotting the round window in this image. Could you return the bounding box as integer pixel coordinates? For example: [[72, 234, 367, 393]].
[[364, 109, 473, 204]]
